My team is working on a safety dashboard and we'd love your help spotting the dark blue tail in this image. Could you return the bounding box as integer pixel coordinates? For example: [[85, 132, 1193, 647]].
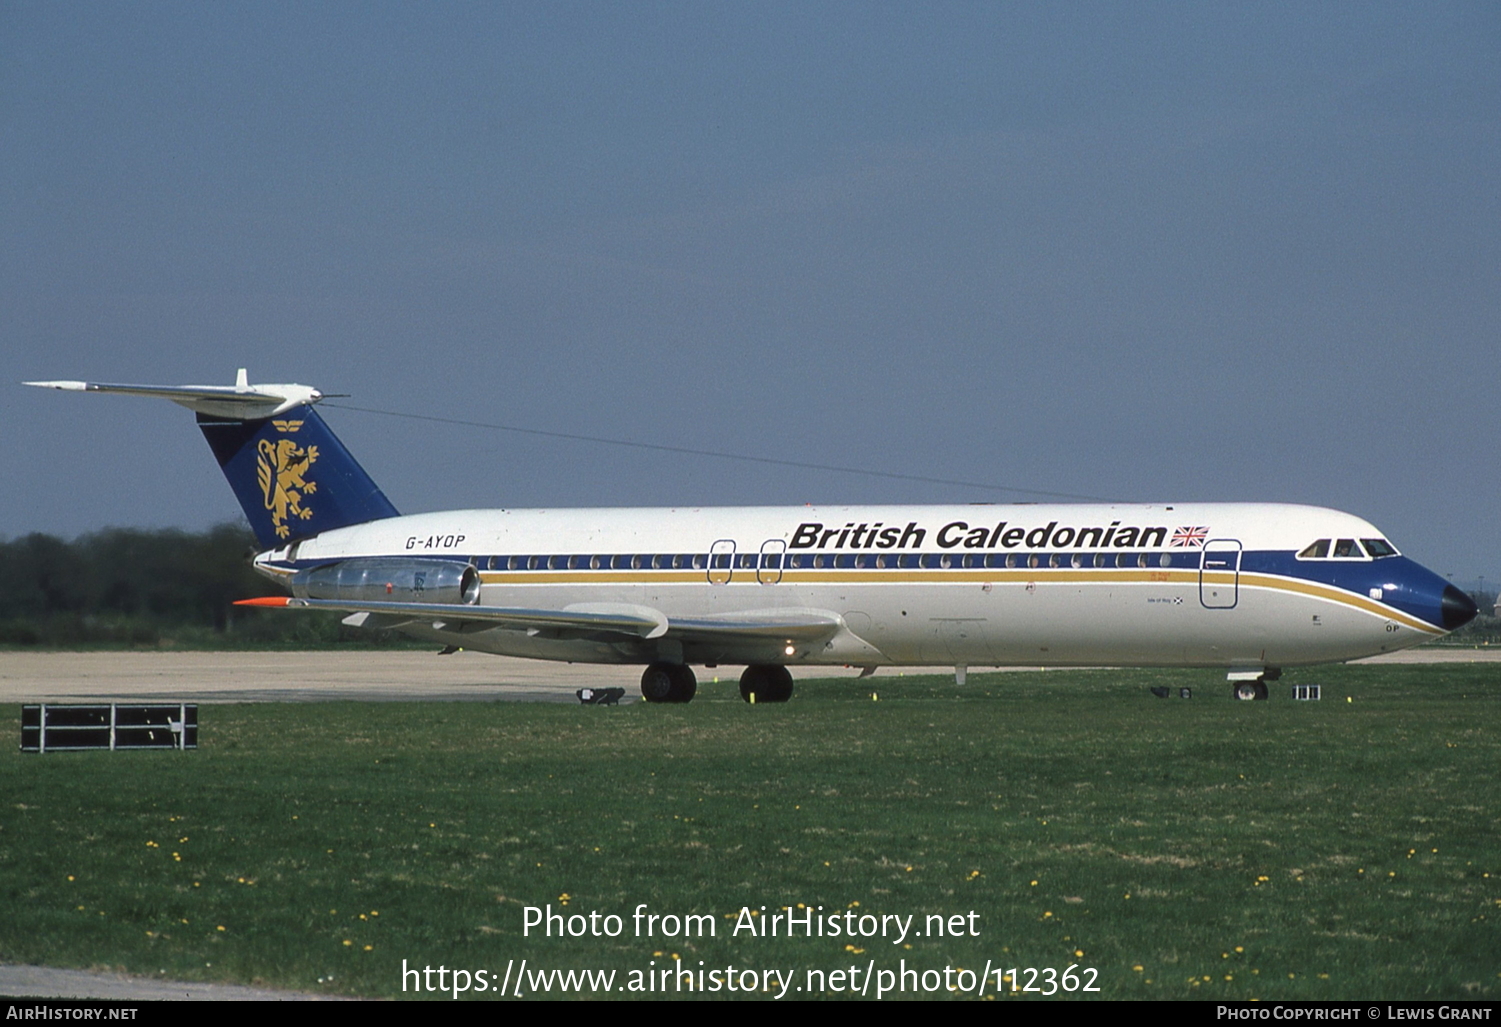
[[197, 407, 399, 549]]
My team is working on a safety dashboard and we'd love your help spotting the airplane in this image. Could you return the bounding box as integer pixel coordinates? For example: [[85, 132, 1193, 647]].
[[26, 371, 1478, 703]]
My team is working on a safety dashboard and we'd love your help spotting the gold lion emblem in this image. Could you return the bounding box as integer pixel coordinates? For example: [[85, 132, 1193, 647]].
[[257, 437, 319, 538]]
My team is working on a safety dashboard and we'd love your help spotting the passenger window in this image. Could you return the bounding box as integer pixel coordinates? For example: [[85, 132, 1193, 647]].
[[692, 554, 706, 570], [1071, 554, 1085, 568], [1333, 539, 1362, 559], [813, 555, 826, 569], [1137, 554, 1149, 568], [1159, 553, 1172, 568], [1094, 553, 1108, 567], [1028, 554, 1040, 568], [1005, 554, 1018, 569]]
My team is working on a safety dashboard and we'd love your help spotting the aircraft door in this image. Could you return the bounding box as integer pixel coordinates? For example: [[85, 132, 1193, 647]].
[[708, 539, 735, 585], [1199, 539, 1242, 609], [758, 539, 785, 584]]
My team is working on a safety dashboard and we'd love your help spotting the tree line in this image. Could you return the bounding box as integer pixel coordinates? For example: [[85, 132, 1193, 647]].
[[0, 525, 403, 648]]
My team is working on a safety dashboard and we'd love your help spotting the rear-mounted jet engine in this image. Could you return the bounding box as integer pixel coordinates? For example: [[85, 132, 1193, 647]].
[[289, 559, 481, 606]]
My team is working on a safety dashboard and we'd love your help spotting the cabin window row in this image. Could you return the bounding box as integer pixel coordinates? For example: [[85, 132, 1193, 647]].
[[473, 551, 1197, 571]]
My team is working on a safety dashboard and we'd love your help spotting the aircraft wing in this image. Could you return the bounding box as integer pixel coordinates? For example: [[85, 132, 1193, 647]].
[[235, 597, 845, 644], [237, 596, 672, 638]]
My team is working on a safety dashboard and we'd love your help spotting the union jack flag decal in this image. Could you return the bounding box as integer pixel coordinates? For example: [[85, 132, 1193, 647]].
[[1171, 526, 1209, 548]]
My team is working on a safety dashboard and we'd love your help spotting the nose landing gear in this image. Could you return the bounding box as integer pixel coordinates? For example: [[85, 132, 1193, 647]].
[[1231, 667, 1278, 701]]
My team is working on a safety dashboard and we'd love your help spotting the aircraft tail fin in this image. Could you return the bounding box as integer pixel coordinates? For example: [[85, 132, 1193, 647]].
[[27, 370, 399, 549], [197, 406, 399, 548]]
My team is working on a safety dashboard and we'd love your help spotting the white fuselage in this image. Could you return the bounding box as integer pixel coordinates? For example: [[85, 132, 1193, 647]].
[[255, 501, 1453, 672]]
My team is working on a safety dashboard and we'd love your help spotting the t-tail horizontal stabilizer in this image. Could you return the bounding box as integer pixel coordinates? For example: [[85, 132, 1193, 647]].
[[26, 369, 398, 548], [25, 367, 324, 418]]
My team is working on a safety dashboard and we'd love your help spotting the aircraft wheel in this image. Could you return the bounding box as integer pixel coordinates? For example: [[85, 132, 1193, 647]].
[[1234, 681, 1258, 701], [641, 664, 673, 703], [740, 665, 794, 703], [668, 663, 697, 703]]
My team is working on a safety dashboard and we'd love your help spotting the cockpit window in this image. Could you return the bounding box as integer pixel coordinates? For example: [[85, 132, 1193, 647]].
[[1332, 538, 1363, 558], [1361, 538, 1398, 558], [1298, 539, 1330, 559]]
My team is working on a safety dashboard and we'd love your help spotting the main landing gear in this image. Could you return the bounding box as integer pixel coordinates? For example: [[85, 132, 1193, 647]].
[[638, 663, 795, 704], [640, 662, 696, 703], [739, 665, 794, 704]]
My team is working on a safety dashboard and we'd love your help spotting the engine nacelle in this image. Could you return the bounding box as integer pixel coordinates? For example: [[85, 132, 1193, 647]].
[[289, 559, 481, 605]]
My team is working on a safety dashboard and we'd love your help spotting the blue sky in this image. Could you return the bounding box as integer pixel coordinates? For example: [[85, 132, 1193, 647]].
[[4, 2, 1497, 584]]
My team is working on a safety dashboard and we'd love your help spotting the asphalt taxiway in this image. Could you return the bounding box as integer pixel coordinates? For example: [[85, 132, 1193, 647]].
[[1, 647, 1496, 706]]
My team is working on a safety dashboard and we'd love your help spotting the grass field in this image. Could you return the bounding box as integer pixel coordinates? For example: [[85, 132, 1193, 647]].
[[2, 664, 1497, 1001]]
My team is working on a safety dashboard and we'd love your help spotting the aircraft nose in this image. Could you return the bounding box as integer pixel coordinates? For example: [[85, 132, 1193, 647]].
[[1441, 585, 1478, 630]]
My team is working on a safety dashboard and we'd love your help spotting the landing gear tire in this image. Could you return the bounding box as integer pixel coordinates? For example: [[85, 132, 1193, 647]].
[[669, 663, 697, 702], [1233, 681, 1269, 701], [740, 664, 794, 703], [642, 662, 696, 703]]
